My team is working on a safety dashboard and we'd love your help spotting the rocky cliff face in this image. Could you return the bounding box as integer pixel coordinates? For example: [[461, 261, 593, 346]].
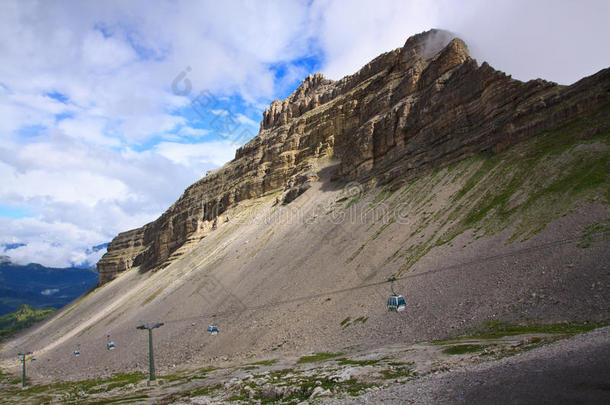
[[97, 29, 610, 284]]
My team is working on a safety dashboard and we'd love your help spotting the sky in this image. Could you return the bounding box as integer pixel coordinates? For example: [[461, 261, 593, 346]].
[[0, 0, 608, 268]]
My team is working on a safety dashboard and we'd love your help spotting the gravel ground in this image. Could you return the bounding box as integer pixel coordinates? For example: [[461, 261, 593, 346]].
[[325, 327, 610, 404]]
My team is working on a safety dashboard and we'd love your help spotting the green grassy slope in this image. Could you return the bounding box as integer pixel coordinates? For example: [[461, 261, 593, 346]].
[[0, 305, 56, 340], [350, 103, 610, 274]]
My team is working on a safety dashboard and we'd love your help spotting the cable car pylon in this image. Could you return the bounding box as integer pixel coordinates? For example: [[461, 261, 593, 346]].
[[136, 321, 164, 382], [17, 351, 32, 387]]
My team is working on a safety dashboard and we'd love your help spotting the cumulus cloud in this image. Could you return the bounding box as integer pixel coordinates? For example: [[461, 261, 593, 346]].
[[313, 0, 610, 84], [0, 217, 109, 267], [154, 141, 238, 168], [310, 0, 440, 79], [1, 0, 607, 267]]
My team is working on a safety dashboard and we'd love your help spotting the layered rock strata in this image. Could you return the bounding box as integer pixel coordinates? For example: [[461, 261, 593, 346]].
[[97, 29, 610, 284]]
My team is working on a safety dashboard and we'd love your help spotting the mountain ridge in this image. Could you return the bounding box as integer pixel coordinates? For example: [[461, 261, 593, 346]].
[[98, 29, 610, 284]]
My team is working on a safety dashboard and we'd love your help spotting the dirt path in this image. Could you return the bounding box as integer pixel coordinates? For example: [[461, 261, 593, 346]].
[[328, 327, 610, 404]]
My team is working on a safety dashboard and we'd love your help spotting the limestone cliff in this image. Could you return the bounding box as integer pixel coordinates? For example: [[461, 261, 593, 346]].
[[97, 29, 610, 284]]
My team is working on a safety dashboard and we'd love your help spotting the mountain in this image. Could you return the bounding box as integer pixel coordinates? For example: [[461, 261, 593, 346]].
[[97, 29, 609, 284], [0, 304, 57, 340], [0, 258, 98, 315], [1, 29, 608, 382]]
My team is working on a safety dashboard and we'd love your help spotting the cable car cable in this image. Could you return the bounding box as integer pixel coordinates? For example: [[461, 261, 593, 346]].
[[37, 231, 602, 356]]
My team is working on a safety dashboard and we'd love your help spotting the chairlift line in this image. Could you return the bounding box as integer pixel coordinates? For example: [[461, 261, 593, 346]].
[[162, 233, 591, 325], [34, 234, 596, 357]]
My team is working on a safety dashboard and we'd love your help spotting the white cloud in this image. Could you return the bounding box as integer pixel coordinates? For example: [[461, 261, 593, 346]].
[[2, 166, 128, 206], [209, 109, 229, 116], [236, 113, 258, 127], [0, 217, 108, 267], [41, 288, 59, 296], [176, 126, 210, 139], [154, 141, 238, 168], [81, 29, 137, 71], [57, 116, 121, 147], [437, 0, 610, 84], [310, 0, 440, 79], [311, 0, 610, 84]]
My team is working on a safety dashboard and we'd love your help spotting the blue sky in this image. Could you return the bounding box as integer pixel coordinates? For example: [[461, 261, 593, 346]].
[[0, 0, 608, 267], [0, 204, 34, 220]]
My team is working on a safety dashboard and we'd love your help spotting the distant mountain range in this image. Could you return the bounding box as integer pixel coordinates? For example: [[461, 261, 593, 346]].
[[0, 257, 98, 315]]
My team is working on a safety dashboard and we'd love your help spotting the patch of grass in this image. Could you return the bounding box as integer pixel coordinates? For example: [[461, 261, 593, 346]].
[[297, 352, 344, 364], [487, 335, 564, 360], [5, 372, 145, 402], [578, 217, 610, 248], [106, 372, 145, 384], [346, 244, 366, 263], [227, 391, 251, 402], [372, 217, 395, 240], [341, 316, 367, 328], [159, 372, 191, 382], [290, 377, 375, 401], [384, 247, 403, 264], [353, 316, 368, 324], [396, 109, 609, 275], [0, 367, 20, 385], [371, 187, 396, 206], [339, 378, 377, 397], [456, 118, 609, 241], [380, 365, 414, 379], [451, 156, 497, 203], [267, 368, 295, 379], [336, 358, 380, 366], [84, 394, 150, 404], [196, 366, 217, 377], [470, 320, 610, 339], [344, 193, 361, 210], [387, 362, 410, 367], [240, 375, 375, 403], [87, 372, 146, 393], [248, 359, 277, 366], [443, 344, 486, 355], [185, 383, 222, 398]]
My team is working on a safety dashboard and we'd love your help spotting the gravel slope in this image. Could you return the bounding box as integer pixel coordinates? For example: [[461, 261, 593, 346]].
[[1, 157, 608, 382]]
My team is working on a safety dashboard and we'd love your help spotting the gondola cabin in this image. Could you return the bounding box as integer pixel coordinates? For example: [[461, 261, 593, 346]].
[[207, 325, 218, 335], [387, 295, 406, 312]]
